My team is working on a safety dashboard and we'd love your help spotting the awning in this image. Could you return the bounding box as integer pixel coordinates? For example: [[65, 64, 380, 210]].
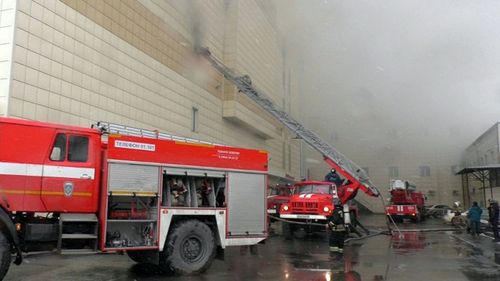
[[456, 164, 500, 175]]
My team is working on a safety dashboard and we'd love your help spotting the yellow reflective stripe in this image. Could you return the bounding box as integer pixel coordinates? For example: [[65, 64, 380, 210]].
[[0, 190, 24, 194], [109, 191, 156, 197], [0, 189, 92, 197], [174, 141, 214, 148]]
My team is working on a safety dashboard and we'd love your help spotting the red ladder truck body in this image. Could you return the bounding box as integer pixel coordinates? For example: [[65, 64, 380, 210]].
[[385, 179, 426, 222]]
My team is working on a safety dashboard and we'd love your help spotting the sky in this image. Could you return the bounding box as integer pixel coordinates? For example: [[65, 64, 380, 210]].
[[277, 0, 500, 164]]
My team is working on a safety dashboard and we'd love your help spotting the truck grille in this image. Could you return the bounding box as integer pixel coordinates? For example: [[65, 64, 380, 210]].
[[292, 202, 318, 213]]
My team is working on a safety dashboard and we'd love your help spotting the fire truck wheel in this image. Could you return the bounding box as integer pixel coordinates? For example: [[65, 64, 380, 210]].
[[127, 251, 154, 264], [0, 232, 11, 280], [162, 220, 216, 275], [413, 214, 421, 223], [282, 222, 293, 240], [293, 228, 306, 239]]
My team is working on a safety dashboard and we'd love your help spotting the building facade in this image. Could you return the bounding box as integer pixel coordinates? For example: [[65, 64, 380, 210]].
[[460, 123, 500, 207], [0, 0, 300, 182], [301, 127, 463, 212]]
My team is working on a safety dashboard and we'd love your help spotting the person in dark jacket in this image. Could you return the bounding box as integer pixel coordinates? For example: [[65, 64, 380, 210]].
[[467, 201, 482, 236], [488, 199, 499, 242], [328, 197, 346, 257], [325, 169, 343, 187]]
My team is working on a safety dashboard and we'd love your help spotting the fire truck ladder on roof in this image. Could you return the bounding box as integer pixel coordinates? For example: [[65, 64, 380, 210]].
[[196, 47, 379, 198], [94, 122, 225, 147]]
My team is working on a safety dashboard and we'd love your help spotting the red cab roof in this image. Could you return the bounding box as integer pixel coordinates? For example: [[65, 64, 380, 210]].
[[0, 117, 99, 134]]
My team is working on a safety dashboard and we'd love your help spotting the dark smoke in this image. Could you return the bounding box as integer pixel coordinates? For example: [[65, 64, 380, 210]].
[[277, 0, 500, 165]]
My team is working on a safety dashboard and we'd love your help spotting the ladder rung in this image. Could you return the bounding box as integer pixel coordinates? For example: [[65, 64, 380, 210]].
[[60, 249, 98, 255], [61, 234, 97, 239], [60, 213, 98, 222], [98, 122, 226, 147]]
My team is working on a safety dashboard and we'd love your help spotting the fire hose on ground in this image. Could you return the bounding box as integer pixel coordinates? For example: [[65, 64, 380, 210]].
[[267, 214, 389, 241]]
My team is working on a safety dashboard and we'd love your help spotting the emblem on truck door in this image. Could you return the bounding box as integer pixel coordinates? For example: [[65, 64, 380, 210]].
[[64, 182, 74, 197]]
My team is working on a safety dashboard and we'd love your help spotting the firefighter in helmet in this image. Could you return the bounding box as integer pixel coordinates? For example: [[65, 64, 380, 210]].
[[328, 196, 347, 256], [325, 169, 343, 187]]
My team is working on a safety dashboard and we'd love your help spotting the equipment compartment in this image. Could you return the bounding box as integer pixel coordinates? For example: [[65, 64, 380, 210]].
[[105, 194, 159, 249]]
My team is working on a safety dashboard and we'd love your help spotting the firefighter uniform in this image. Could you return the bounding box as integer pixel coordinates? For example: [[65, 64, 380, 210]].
[[328, 198, 346, 254]]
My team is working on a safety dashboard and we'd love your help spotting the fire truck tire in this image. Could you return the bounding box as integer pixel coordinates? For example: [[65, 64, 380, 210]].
[[282, 222, 293, 240], [0, 232, 11, 280], [162, 220, 216, 275], [293, 228, 306, 239], [127, 251, 153, 264], [413, 214, 421, 223]]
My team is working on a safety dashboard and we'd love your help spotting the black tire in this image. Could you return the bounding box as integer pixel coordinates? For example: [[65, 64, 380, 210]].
[[282, 222, 293, 240], [413, 214, 421, 223], [389, 216, 401, 223], [0, 232, 11, 280], [293, 228, 306, 239], [127, 250, 155, 264], [161, 220, 216, 275]]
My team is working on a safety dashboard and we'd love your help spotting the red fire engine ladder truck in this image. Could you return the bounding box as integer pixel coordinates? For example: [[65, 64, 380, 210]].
[[196, 47, 380, 213]]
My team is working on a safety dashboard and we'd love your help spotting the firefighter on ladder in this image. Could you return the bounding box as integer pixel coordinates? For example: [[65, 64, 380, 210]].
[[328, 196, 347, 257]]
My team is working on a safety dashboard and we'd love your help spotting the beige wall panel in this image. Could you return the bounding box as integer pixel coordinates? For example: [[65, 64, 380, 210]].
[[463, 123, 499, 166], [235, 0, 283, 104], [7, 0, 300, 180], [0, 0, 16, 116]]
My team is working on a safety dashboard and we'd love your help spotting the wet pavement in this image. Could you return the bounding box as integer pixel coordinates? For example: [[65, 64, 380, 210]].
[[5, 215, 500, 281]]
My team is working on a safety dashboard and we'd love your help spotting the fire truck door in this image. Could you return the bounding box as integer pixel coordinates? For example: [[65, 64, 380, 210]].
[[41, 133, 98, 213]]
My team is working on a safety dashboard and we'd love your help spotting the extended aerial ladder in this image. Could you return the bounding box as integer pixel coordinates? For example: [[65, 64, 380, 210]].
[[196, 47, 380, 205]]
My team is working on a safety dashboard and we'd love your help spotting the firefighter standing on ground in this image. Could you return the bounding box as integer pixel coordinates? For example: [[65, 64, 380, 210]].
[[328, 197, 347, 255], [488, 199, 499, 242]]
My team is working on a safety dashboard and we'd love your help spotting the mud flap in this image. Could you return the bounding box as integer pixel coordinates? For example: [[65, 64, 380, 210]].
[[215, 246, 224, 260]]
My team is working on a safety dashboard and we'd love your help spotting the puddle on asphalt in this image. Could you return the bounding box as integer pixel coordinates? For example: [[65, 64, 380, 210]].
[[282, 229, 499, 281], [390, 232, 426, 254]]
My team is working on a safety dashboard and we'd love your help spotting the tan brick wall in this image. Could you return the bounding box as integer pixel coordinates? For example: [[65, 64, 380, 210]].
[[7, 0, 300, 179], [60, 0, 223, 98], [0, 0, 16, 116]]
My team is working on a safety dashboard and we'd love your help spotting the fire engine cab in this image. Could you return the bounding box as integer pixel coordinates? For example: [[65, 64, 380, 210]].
[[279, 180, 359, 239], [0, 117, 268, 279]]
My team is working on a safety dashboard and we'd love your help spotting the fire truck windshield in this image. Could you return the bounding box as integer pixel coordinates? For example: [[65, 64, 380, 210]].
[[269, 186, 293, 196], [295, 184, 332, 195]]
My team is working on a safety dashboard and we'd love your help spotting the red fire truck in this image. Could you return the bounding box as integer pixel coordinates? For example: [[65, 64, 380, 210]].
[[0, 117, 268, 279], [279, 180, 360, 239], [267, 183, 293, 222], [385, 179, 426, 222]]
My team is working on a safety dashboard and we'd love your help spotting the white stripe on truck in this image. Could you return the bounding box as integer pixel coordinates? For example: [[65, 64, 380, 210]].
[[0, 162, 95, 179]]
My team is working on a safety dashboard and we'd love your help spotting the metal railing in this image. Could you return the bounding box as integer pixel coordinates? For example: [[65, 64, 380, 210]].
[[94, 121, 225, 147]]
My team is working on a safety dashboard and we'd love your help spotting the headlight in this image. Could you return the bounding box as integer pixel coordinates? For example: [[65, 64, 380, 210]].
[[283, 205, 289, 211], [323, 206, 330, 212]]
